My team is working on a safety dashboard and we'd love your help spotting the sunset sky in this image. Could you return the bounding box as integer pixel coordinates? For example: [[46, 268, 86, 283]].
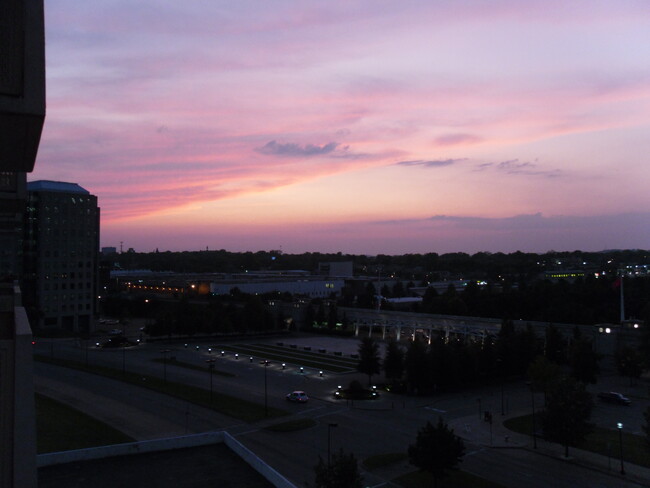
[[32, 1, 650, 254]]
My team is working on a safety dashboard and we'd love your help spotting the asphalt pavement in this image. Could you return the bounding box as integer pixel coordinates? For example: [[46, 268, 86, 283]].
[[33, 334, 650, 488]]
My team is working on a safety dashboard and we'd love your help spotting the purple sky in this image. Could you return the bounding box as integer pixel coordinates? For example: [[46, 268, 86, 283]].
[[32, 1, 650, 254]]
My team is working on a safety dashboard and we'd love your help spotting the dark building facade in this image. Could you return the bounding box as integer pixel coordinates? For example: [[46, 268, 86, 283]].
[[0, 172, 26, 280], [1, 1, 46, 485], [24, 181, 99, 333]]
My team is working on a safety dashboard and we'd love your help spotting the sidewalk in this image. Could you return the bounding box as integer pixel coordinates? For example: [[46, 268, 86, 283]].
[[449, 410, 650, 487]]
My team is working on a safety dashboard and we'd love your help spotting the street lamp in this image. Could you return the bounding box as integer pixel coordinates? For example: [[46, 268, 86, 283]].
[[530, 385, 537, 449], [122, 345, 126, 377], [206, 359, 216, 404], [618, 422, 625, 475], [327, 423, 338, 466], [264, 360, 269, 417], [160, 349, 171, 383], [497, 358, 504, 416]]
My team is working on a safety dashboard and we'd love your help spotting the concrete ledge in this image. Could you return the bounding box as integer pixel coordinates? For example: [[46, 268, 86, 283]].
[[37, 431, 297, 488], [224, 432, 296, 488], [37, 431, 224, 467]]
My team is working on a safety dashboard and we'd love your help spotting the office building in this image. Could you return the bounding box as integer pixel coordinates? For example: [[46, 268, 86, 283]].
[[23, 181, 99, 333]]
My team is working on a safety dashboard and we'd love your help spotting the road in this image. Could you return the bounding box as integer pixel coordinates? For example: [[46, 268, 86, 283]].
[[34, 336, 650, 488]]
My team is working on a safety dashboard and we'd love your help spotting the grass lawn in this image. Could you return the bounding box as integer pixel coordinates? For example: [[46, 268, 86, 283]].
[[36, 394, 134, 453], [394, 469, 506, 488], [363, 452, 407, 470], [264, 418, 317, 432], [151, 357, 234, 376], [35, 354, 288, 423], [363, 452, 505, 487], [504, 414, 650, 467]]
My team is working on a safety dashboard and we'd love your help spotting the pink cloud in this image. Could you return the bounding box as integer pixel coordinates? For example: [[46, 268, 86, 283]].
[[33, 1, 650, 253], [435, 133, 483, 146]]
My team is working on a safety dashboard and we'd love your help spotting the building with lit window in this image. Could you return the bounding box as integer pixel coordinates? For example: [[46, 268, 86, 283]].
[[23, 181, 99, 333]]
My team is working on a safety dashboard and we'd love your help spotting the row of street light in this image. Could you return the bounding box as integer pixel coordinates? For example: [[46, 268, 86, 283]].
[[73, 339, 631, 476], [89, 341, 343, 464]]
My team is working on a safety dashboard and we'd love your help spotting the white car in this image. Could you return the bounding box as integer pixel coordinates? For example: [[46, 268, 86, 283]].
[[286, 391, 309, 403]]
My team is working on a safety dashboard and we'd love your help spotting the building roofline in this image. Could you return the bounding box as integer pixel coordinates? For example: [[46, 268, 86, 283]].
[[27, 180, 90, 195]]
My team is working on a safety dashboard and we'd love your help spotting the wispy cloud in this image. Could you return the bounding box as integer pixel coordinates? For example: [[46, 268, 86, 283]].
[[476, 159, 562, 178], [255, 140, 339, 157], [434, 133, 483, 146], [395, 159, 465, 168]]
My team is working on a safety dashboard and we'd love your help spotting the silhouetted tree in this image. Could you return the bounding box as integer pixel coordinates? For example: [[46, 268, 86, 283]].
[[496, 318, 518, 374], [315, 302, 326, 326], [357, 282, 376, 309], [421, 286, 439, 314], [514, 324, 540, 375], [544, 324, 566, 364], [392, 281, 406, 297], [380, 284, 391, 299], [478, 336, 497, 379], [304, 305, 315, 328], [327, 302, 338, 329], [313, 450, 363, 488], [357, 337, 381, 386], [541, 376, 594, 457], [569, 336, 600, 384], [616, 347, 644, 385], [383, 338, 404, 384], [242, 295, 273, 331], [405, 338, 430, 394], [527, 355, 561, 406], [408, 417, 465, 488]]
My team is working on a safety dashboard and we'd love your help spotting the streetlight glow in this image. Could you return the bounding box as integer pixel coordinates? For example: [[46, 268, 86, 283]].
[[617, 422, 625, 475]]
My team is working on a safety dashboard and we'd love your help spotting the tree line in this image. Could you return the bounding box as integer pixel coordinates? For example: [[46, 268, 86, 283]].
[[108, 248, 649, 283], [102, 294, 279, 338], [356, 320, 600, 395], [346, 275, 650, 326]]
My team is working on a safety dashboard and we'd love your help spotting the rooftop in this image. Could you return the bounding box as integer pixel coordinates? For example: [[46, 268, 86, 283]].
[[38, 444, 275, 488], [27, 180, 89, 195]]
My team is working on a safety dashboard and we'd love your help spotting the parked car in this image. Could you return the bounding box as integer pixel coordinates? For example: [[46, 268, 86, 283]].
[[286, 391, 309, 403], [108, 328, 123, 336], [597, 391, 631, 405]]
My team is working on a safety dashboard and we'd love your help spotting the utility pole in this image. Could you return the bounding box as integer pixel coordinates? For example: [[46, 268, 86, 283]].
[[619, 273, 625, 323]]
